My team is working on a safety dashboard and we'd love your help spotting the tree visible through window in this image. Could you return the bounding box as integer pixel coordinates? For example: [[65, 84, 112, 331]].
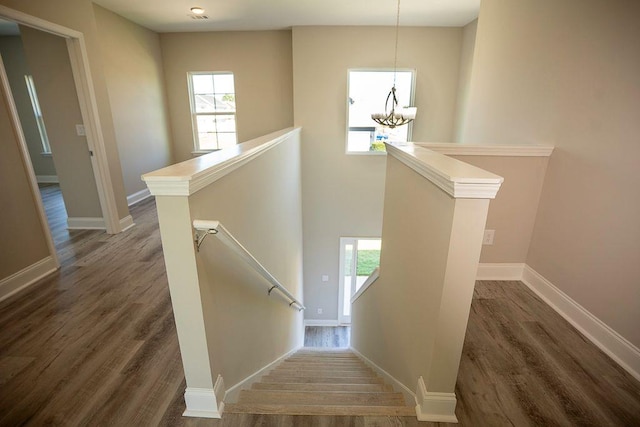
[[188, 72, 237, 151]]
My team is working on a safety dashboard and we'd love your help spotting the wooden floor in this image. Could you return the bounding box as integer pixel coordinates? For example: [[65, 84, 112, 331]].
[[1, 190, 639, 426], [304, 326, 350, 348]]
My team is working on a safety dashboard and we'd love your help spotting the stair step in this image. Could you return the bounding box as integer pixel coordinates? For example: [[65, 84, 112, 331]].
[[270, 368, 375, 377], [224, 403, 417, 417], [280, 359, 366, 366], [252, 382, 393, 392], [237, 390, 406, 406], [261, 374, 384, 384]]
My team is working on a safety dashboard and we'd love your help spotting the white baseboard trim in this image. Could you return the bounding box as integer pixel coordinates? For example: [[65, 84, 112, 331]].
[[224, 346, 301, 404], [415, 376, 458, 423], [36, 175, 59, 183], [0, 256, 58, 303], [522, 265, 640, 382], [476, 263, 524, 280], [67, 217, 105, 230], [127, 188, 151, 206], [183, 375, 225, 418], [119, 215, 135, 232], [350, 347, 416, 406], [304, 319, 339, 327]]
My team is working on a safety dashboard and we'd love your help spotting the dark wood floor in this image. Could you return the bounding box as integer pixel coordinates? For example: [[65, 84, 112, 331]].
[[1, 189, 639, 426]]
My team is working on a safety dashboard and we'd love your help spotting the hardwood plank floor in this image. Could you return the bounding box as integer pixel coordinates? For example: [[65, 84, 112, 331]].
[[1, 195, 639, 426]]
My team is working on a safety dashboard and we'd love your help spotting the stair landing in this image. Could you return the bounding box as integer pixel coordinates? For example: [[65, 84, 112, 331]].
[[224, 349, 416, 417]]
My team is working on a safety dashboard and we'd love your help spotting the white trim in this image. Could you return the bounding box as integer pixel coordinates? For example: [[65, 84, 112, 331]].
[[223, 346, 301, 403], [350, 347, 416, 406], [0, 5, 122, 234], [0, 256, 58, 303], [415, 142, 554, 157], [119, 215, 135, 232], [143, 128, 300, 196], [351, 267, 379, 304], [0, 54, 59, 269], [36, 175, 59, 184], [303, 319, 340, 327], [183, 375, 225, 418], [385, 142, 503, 199], [127, 188, 151, 206], [415, 376, 458, 423], [67, 217, 105, 230], [521, 265, 640, 382], [476, 263, 524, 281]]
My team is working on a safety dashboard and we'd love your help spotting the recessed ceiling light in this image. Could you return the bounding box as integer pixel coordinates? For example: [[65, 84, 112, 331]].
[[190, 7, 205, 15]]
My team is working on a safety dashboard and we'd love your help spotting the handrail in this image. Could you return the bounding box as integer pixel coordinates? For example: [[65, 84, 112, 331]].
[[192, 219, 305, 311]]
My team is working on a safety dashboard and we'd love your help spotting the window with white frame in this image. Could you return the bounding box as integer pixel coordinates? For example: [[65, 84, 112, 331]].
[[188, 72, 237, 151], [346, 70, 415, 153], [24, 75, 51, 155]]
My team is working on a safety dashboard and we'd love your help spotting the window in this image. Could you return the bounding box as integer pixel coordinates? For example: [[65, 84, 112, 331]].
[[24, 75, 51, 155], [188, 72, 237, 151], [346, 70, 415, 153], [338, 237, 382, 324]]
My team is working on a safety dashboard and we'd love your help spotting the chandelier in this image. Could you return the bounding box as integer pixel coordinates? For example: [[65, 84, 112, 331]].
[[371, 0, 417, 129]]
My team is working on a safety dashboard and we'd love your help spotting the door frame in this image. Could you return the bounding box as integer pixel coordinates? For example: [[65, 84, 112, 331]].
[[0, 4, 121, 235], [338, 236, 381, 325]]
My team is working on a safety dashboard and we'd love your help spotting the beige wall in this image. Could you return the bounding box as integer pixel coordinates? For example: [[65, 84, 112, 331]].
[[463, 0, 640, 346], [449, 155, 549, 263], [0, 0, 131, 221], [93, 5, 173, 199], [20, 26, 102, 218], [0, 36, 57, 177], [453, 19, 477, 143], [292, 26, 463, 321], [159, 31, 294, 162], [0, 55, 50, 279]]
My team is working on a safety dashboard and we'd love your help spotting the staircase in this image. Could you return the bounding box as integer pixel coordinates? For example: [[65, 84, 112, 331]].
[[224, 349, 416, 416]]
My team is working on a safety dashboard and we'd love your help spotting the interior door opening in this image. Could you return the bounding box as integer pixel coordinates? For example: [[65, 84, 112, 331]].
[[338, 237, 381, 325]]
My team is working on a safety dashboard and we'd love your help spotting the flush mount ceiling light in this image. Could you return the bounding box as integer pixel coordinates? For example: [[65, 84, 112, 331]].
[[190, 6, 205, 15], [371, 0, 417, 129]]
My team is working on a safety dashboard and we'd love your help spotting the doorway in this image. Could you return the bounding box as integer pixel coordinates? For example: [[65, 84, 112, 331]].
[[338, 237, 382, 325]]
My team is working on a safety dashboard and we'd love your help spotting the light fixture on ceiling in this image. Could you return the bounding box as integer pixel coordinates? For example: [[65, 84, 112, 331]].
[[190, 6, 205, 15], [371, 0, 417, 129]]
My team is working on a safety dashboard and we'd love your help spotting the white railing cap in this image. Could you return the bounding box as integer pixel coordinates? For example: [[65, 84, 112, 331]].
[[385, 142, 504, 199]]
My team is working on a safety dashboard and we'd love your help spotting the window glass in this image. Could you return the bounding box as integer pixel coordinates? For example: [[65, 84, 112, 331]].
[[347, 70, 414, 153], [189, 72, 237, 151]]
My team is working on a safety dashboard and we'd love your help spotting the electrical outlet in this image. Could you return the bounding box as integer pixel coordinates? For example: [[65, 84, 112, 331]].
[[321, 275, 329, 282], [483, 229, 495, 245], [317, 308, 323, 314], [75, 124, 86, 136]]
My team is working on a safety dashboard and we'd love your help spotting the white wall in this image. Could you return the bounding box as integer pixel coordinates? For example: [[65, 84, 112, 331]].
[[462, 0, 640, 347], [292, 26, 463, 321]]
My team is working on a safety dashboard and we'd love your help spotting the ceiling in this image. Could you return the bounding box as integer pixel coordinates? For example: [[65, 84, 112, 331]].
[[92, 0, 480, 33]]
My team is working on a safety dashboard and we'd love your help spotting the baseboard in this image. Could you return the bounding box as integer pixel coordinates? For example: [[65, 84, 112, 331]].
[[350, 347, 416, 406], [415, 376, 458, 423], [223, 345, 301, 404], [183, 375, 225, 418], [304, 319, 339, 327], [127, 188, 151, 206], [67, 217, 105, 230], [476, 263, 524, 280], [522, 265, 640, 382], [0, 256, 58, 303], [119, 215, 135, 232], [36, 175, 59, 183]]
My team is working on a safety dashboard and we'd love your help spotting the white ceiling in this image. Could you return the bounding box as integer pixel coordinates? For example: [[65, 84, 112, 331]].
[[92, 0, 480, 33]]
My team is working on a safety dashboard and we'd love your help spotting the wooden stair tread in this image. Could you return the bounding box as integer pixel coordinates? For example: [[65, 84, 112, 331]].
[[269, 368, 375, 377], [224, 403, 417, 417], [238, 390, 405, 406], [252, 382, 392, 392], [261, 374, 385, 384]]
